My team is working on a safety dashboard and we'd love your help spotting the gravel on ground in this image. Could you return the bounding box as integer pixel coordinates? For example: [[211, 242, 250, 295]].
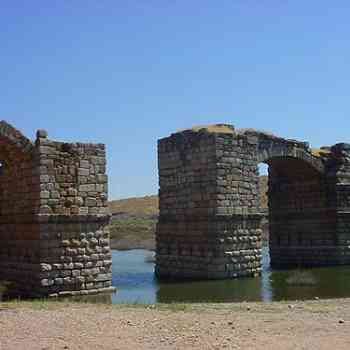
[[1, 299, 350, 350]]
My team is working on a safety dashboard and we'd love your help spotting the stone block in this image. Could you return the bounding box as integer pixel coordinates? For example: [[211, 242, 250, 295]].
[[85, 197, 97, 207], [96, 174, 108, 183], [79, 184, 96, 192], [78, 168, 90, 176]]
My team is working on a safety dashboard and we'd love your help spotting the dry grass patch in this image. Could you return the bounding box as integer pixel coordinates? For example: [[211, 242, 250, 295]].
[[177, 124, 235, 134], [109, 195, 158, 216]]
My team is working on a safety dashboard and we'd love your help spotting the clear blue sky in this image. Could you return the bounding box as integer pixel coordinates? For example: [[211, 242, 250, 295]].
[[2, 1, 350, 199]]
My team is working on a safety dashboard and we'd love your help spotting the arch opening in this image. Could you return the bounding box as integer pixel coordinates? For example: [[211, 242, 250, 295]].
[[257, 162, 270, 267], [261, 156, 332, 268]]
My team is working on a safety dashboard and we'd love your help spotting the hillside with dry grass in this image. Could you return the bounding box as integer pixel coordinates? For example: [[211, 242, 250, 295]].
[[109, 195, 159, 217], [108, 196, 158, 250]]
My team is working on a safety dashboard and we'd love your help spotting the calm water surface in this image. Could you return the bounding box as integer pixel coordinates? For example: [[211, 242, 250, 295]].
[[109, 248, 350, 304], [2, 248, 350, 304]]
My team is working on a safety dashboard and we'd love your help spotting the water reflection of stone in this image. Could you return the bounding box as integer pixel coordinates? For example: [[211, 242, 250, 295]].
[[1, 249, 343, 304], [5, 249, 350, 304], [156, 246, 273, 304], [112, 249, 350, 304], [0, 280, 20, 301], [260, 246, 273, 302], [72, 292, 113, 304], [156, 277, 264, 303]]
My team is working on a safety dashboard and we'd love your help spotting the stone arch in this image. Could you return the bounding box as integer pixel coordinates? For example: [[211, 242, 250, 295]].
[[259, 155, 332, 267], [237, 129, 326, 173], [246, 130, 337, 267]]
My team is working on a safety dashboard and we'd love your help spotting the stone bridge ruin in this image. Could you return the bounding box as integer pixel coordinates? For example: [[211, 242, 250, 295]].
[[0, 121, 113, 297], [156, 124, 350, 279]]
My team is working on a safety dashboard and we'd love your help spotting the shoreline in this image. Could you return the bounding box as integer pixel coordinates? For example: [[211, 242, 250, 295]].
[[110, 238, 155, 251]]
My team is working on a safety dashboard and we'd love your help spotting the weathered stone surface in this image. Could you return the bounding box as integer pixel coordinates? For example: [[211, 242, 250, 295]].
[[36, 129, 48, 139], [156, 124, 350, 279], [0, 120, 113, 297]]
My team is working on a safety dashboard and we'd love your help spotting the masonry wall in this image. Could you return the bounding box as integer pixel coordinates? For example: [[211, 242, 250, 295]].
[[331, 143, 350, 265], [156, 130, 220, 278], [156, 128, 262, 279], [36, 133, 113, 297], [0, 121, 113, 297]]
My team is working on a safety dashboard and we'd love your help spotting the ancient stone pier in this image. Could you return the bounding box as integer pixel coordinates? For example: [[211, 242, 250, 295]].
[[156, 124, 350, 279], [0, 121, 113, 297]]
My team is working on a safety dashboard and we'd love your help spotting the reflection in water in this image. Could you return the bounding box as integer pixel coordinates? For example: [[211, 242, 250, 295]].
[[72, 292, 113, 304], [111, 249, 158, 304], [260, 248, 273, 302], [0, 281, 18, 301], [2, 248, 350, 304], [109, 248, 350, 304], [155, 248, 272, 303]]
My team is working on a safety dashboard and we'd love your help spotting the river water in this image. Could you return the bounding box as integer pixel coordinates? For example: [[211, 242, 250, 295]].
[[2, 247, 350, 303], [109, 248, 350, 304]]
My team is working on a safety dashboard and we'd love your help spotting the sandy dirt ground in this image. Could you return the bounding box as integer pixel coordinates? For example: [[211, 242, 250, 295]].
[[1, 299, 350, 350]]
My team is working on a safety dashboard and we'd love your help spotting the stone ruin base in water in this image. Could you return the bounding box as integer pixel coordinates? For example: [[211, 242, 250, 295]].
[[0, 121, 114, 297], [156, 124, 350, 279]]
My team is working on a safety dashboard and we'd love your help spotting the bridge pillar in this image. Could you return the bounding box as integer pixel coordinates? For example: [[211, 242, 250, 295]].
[[331, 144, 350, 265], [156, 125, 263, 279], [0, 121, 113, 297]]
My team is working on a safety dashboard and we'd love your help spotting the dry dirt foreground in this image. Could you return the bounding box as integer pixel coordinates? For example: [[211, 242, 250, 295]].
[[1, 299, 350, 350]]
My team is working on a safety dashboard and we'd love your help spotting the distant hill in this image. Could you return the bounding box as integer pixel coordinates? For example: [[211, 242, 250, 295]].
[[108, 195, 158, 250], [109, 195, 159, 218]]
